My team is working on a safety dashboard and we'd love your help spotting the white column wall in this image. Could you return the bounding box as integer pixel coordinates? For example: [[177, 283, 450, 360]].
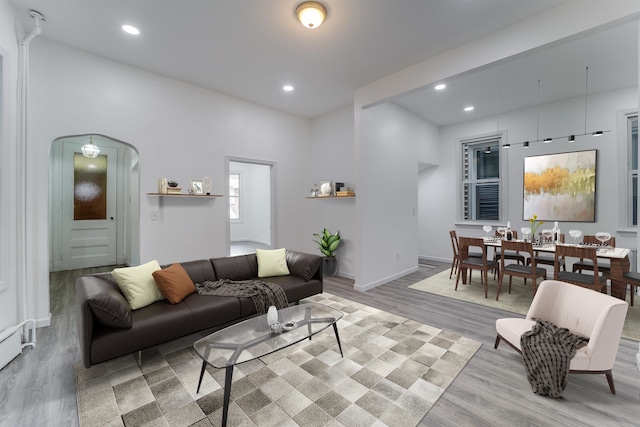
[[26, 38, 312, 324], [0, 0, 20, 332], [356, 103, 421, 290]]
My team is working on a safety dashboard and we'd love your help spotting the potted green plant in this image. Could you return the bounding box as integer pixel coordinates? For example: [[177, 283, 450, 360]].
[[313, 228, 341, 276]]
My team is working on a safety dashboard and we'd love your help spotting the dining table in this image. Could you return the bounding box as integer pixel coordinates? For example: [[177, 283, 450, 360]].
[[479, 238, 631, 301]]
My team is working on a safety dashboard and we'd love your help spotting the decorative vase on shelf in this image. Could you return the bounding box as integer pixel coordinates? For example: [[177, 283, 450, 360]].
[[267, 306, 278, 325]]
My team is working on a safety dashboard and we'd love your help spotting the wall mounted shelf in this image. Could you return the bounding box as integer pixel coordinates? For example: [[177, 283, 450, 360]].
[[305, 196, 355, 199], [147, 193, 223, 198]]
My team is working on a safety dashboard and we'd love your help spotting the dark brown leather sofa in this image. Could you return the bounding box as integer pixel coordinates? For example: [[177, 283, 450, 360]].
[[76, 250, 323, 368]]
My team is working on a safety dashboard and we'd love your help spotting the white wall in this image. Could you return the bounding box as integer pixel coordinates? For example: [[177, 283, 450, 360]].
[[419, 87, 638, 263], [229, 161, 271, 245], [25, 38, 313, 324], [308, 106, 356, 278], [357, 103, 423, 290], [0, 0, 19, 332]]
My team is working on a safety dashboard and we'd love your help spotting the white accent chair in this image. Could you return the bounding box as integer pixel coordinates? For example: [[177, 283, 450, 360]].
[[494, 280, 628, 394]]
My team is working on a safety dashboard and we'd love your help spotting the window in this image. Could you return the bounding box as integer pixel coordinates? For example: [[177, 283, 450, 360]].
[[628, 115, 638, 226], [461, 137, 501, 221], [229, 173, 240, 220]]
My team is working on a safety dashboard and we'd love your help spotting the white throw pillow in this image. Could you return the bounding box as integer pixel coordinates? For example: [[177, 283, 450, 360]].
[[112, 260, 165, 310], [256, 248, 290, 278]]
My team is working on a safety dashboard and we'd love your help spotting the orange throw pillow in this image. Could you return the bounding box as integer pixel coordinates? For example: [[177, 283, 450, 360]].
[[152, 263, 196, 304]]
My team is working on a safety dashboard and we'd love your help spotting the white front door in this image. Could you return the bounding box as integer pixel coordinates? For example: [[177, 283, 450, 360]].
[[59, 142, 117, 269]]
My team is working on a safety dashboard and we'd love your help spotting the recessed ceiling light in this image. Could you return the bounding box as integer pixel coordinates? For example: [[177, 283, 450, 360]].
[[434, 84, 446, 91], [464, 106, 474, 112], [122, 25, 140, 35], [283, 85, 294, 92]]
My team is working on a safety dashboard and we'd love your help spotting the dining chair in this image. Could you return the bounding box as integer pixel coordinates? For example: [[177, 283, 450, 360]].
[[449, 230, 482, 279], [497, 240, 546, 301], [572, 235, 616, 276], [554, 244, 607, 292], [620, 271, 639, 306], [456, 236, 499, 298], [527, 233, 565, 271], [492, 230, 526, 265]]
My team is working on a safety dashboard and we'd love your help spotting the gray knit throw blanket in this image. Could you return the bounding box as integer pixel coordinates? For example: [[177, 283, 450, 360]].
[[520, 319, 588, 398], [195, 279, 289, 315]]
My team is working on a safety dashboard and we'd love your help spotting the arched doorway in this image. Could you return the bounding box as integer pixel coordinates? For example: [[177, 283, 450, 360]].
[[49, 134, 140, 271]]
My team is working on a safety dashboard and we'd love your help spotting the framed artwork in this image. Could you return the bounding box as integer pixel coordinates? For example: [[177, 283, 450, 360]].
[[523, 149, 596, 222], [190, 179, 204, 195]]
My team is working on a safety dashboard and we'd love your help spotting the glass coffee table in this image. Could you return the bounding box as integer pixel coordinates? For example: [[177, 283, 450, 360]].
[[194, 302, 344, 427]]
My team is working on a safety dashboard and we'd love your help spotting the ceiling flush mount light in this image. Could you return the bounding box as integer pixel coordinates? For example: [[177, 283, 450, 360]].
[[283, 85, 294, 92], [434, 84, 446, 91], [296, 1, 327, 29], [81, 136, 100, 158], [464, 106, 474, 112], [122, 24, 140, 35]]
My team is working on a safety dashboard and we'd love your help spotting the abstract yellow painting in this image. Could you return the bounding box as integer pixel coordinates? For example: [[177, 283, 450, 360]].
[[523, 150, 596, 222]]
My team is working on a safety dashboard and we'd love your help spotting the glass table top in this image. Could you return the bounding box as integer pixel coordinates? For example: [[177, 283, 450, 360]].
[[194, 302, 343, 368]]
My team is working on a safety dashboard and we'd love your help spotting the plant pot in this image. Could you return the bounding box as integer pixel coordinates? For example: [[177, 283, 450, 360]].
[[323, 257, 339, 277]]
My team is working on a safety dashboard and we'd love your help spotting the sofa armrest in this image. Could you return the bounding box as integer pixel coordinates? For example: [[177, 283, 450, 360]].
[[76, 273, 131, 368], [286, 250, 323, 284]]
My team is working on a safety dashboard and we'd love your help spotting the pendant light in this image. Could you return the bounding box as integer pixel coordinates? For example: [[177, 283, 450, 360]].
[[81, 136, 100, 158]]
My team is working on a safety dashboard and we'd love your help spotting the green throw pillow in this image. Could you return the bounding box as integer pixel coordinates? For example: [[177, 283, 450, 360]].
[[112, 260, 165, 310], [256, 248, 290, 278]]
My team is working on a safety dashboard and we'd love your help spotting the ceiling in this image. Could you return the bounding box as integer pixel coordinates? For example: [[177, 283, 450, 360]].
[[8, 1, 637, 124]]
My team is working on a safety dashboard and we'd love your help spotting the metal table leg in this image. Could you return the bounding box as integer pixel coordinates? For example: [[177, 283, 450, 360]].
[[221, 365, 234, 427], [332, 323, 344, 357]]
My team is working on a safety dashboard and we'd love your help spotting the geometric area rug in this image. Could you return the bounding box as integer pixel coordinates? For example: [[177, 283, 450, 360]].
[[75, 292, 481, 427], [409, 269, 640, 342]]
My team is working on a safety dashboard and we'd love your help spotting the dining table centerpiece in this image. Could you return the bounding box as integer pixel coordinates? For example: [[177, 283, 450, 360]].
[[529, 215, 544, 241]]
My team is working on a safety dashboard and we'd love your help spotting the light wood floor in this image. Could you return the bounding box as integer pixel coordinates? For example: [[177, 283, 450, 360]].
[[1, 262, 639, 426]]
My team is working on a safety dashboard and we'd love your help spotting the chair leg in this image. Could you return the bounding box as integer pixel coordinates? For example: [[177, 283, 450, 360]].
[[630, 283, 635, 307], [496, 273, 502, 301], [483, 270, 488, 298], [494, 335, 501, 349], [605, 370, 616, 395], [450, 257, 457, 279], [508, 276, 513, 294]]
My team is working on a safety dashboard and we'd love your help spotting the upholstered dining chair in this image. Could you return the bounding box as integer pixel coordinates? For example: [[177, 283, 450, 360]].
[[449, 230, 482, 279], [456, 236, 499, 298], [527, 233, 565, 271], [572, 235, 616, 276], [492, 230, 526, 266], [497, 240, 546, 301], [621, 271, 639, 306], [554, 244, 607, 292], [495, 280, 628, 394]]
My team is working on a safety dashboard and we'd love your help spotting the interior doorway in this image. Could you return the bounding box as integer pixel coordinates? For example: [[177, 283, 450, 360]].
[[228, 160, 274, 256], [49, 134, 140, 271]]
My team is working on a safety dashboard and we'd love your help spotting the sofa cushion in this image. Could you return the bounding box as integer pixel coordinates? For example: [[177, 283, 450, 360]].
[[112, 260, 164, 310], [152, 263, 196, 304], [256, 248, 290, 278], [212, 254, 258, 281], [86, 284, 132, 329], [286, 250, 323, 281]]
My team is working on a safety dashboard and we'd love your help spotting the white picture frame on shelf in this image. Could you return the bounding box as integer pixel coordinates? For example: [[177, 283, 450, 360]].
[[190, 180, 204, 195]]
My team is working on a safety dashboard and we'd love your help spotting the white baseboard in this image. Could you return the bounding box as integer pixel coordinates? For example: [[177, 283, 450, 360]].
[[354, 266, 419, 292], [36, 313, 51, 328], [419, 255, 451, 264]]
